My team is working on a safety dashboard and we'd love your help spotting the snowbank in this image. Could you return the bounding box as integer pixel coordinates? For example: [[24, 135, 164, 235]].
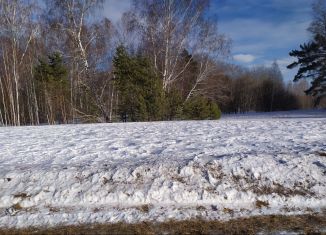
[[0, 113, 325, 228]]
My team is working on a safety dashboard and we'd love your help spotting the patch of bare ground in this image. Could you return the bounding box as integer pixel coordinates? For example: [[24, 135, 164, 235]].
[[231, 174, 314, 197], [136, 204, 152, 213], [13, 193, 31, 199], [252, 182, 313, 197], [255, 200, 269, 209], [316, 151, 326, 157], [11, 203, 23, 211], [5, 203, 27, 216], [0, 214, 325, 235]]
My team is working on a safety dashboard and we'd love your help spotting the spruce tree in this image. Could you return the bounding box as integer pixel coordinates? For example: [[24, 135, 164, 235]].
[[113, 45, 164, 122], [183, 96, 221, 120], [34, 52, 69, 124], [35, 52, 68, 83]]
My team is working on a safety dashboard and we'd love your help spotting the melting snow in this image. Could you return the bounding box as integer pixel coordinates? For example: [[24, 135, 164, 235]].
[[0, 111, 325, 228]]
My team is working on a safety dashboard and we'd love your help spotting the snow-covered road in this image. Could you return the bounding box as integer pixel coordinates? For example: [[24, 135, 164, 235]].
[[0, 113, 325, 228]]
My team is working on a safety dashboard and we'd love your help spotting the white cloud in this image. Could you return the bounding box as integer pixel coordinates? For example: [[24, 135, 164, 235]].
[[233, 54, 256, 63], [212, 0, 312, 81], [220, 18, 310, 81]]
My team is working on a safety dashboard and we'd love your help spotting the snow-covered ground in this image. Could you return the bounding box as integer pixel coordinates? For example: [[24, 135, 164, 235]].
[[0, 111, 325, 228], [223, 109, 326, 119]]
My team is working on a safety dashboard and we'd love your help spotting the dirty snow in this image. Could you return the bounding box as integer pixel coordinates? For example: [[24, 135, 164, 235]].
[[0, 111, 325, 228]]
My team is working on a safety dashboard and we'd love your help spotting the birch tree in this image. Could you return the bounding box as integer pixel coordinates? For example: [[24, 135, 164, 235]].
[[0, 0, 39, 125], [133, 0, 230, 92], [47, 0, 116, 122]]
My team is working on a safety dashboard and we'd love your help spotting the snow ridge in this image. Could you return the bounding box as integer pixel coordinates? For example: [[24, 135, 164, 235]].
[[0, 115, 325, 228]]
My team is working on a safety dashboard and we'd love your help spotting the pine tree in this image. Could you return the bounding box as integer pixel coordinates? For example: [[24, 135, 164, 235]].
[[164, 88, 184, 120], [34, 52, 69, 124], [113, 45, 164, 122], [113, 45, 134, 121], [287, 34, 326, 105], [288, 1, 326, 105], [35, 52, 68, 83], [183, 96, 221, 120], [134, 55, 164, 121]]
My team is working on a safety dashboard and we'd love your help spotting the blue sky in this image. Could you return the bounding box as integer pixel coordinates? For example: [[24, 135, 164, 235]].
[[102, 0, 314, 81], [211, 0, 313, 81]]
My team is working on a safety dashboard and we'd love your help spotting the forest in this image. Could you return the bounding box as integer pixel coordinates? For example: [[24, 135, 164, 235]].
[[0, 0, 323, 126]]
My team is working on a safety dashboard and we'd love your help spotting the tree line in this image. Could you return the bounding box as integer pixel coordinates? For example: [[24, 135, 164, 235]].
[[0, 0, 319, 126], [226, 61, 317, 113]]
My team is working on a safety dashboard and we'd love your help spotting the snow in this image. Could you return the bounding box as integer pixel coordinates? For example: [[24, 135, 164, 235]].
[[0, 111, 325, 228]]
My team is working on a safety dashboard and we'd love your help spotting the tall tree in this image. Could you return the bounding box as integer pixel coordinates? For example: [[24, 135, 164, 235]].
[[288, 34, 326, 105], [308, 0, 326, 37], [34, 52, 69, 124], [132, 0, 230, 91], [0, 0, 39, 125], [113, 45, 164, 122], [46, 0, 116, 122], [288, 0, 326, 105]]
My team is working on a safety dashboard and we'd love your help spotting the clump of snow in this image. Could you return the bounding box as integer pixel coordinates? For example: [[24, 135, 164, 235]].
[[0, 111, 325, 228]]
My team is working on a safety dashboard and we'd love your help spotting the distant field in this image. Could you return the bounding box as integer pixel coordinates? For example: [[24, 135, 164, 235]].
[[0, 111, 325, 231]]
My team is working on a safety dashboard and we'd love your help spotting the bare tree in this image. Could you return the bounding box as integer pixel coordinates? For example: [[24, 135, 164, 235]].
[[289, 80, 314, 109], [0, 0, 39, 125], [47, 0, 117, 122], [133, 0, 230, 92]]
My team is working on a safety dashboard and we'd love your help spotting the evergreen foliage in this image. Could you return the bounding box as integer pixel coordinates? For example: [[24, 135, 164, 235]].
[[164, 88, 184, 120], [288, 0, 326, 106], [288, 34, 326, 105], [35, 52, 68, 84], [34, 52, 69, 124], [113, 45, 164, 122], [183, 96, 221, 120], [113, 46, 222, 122]]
